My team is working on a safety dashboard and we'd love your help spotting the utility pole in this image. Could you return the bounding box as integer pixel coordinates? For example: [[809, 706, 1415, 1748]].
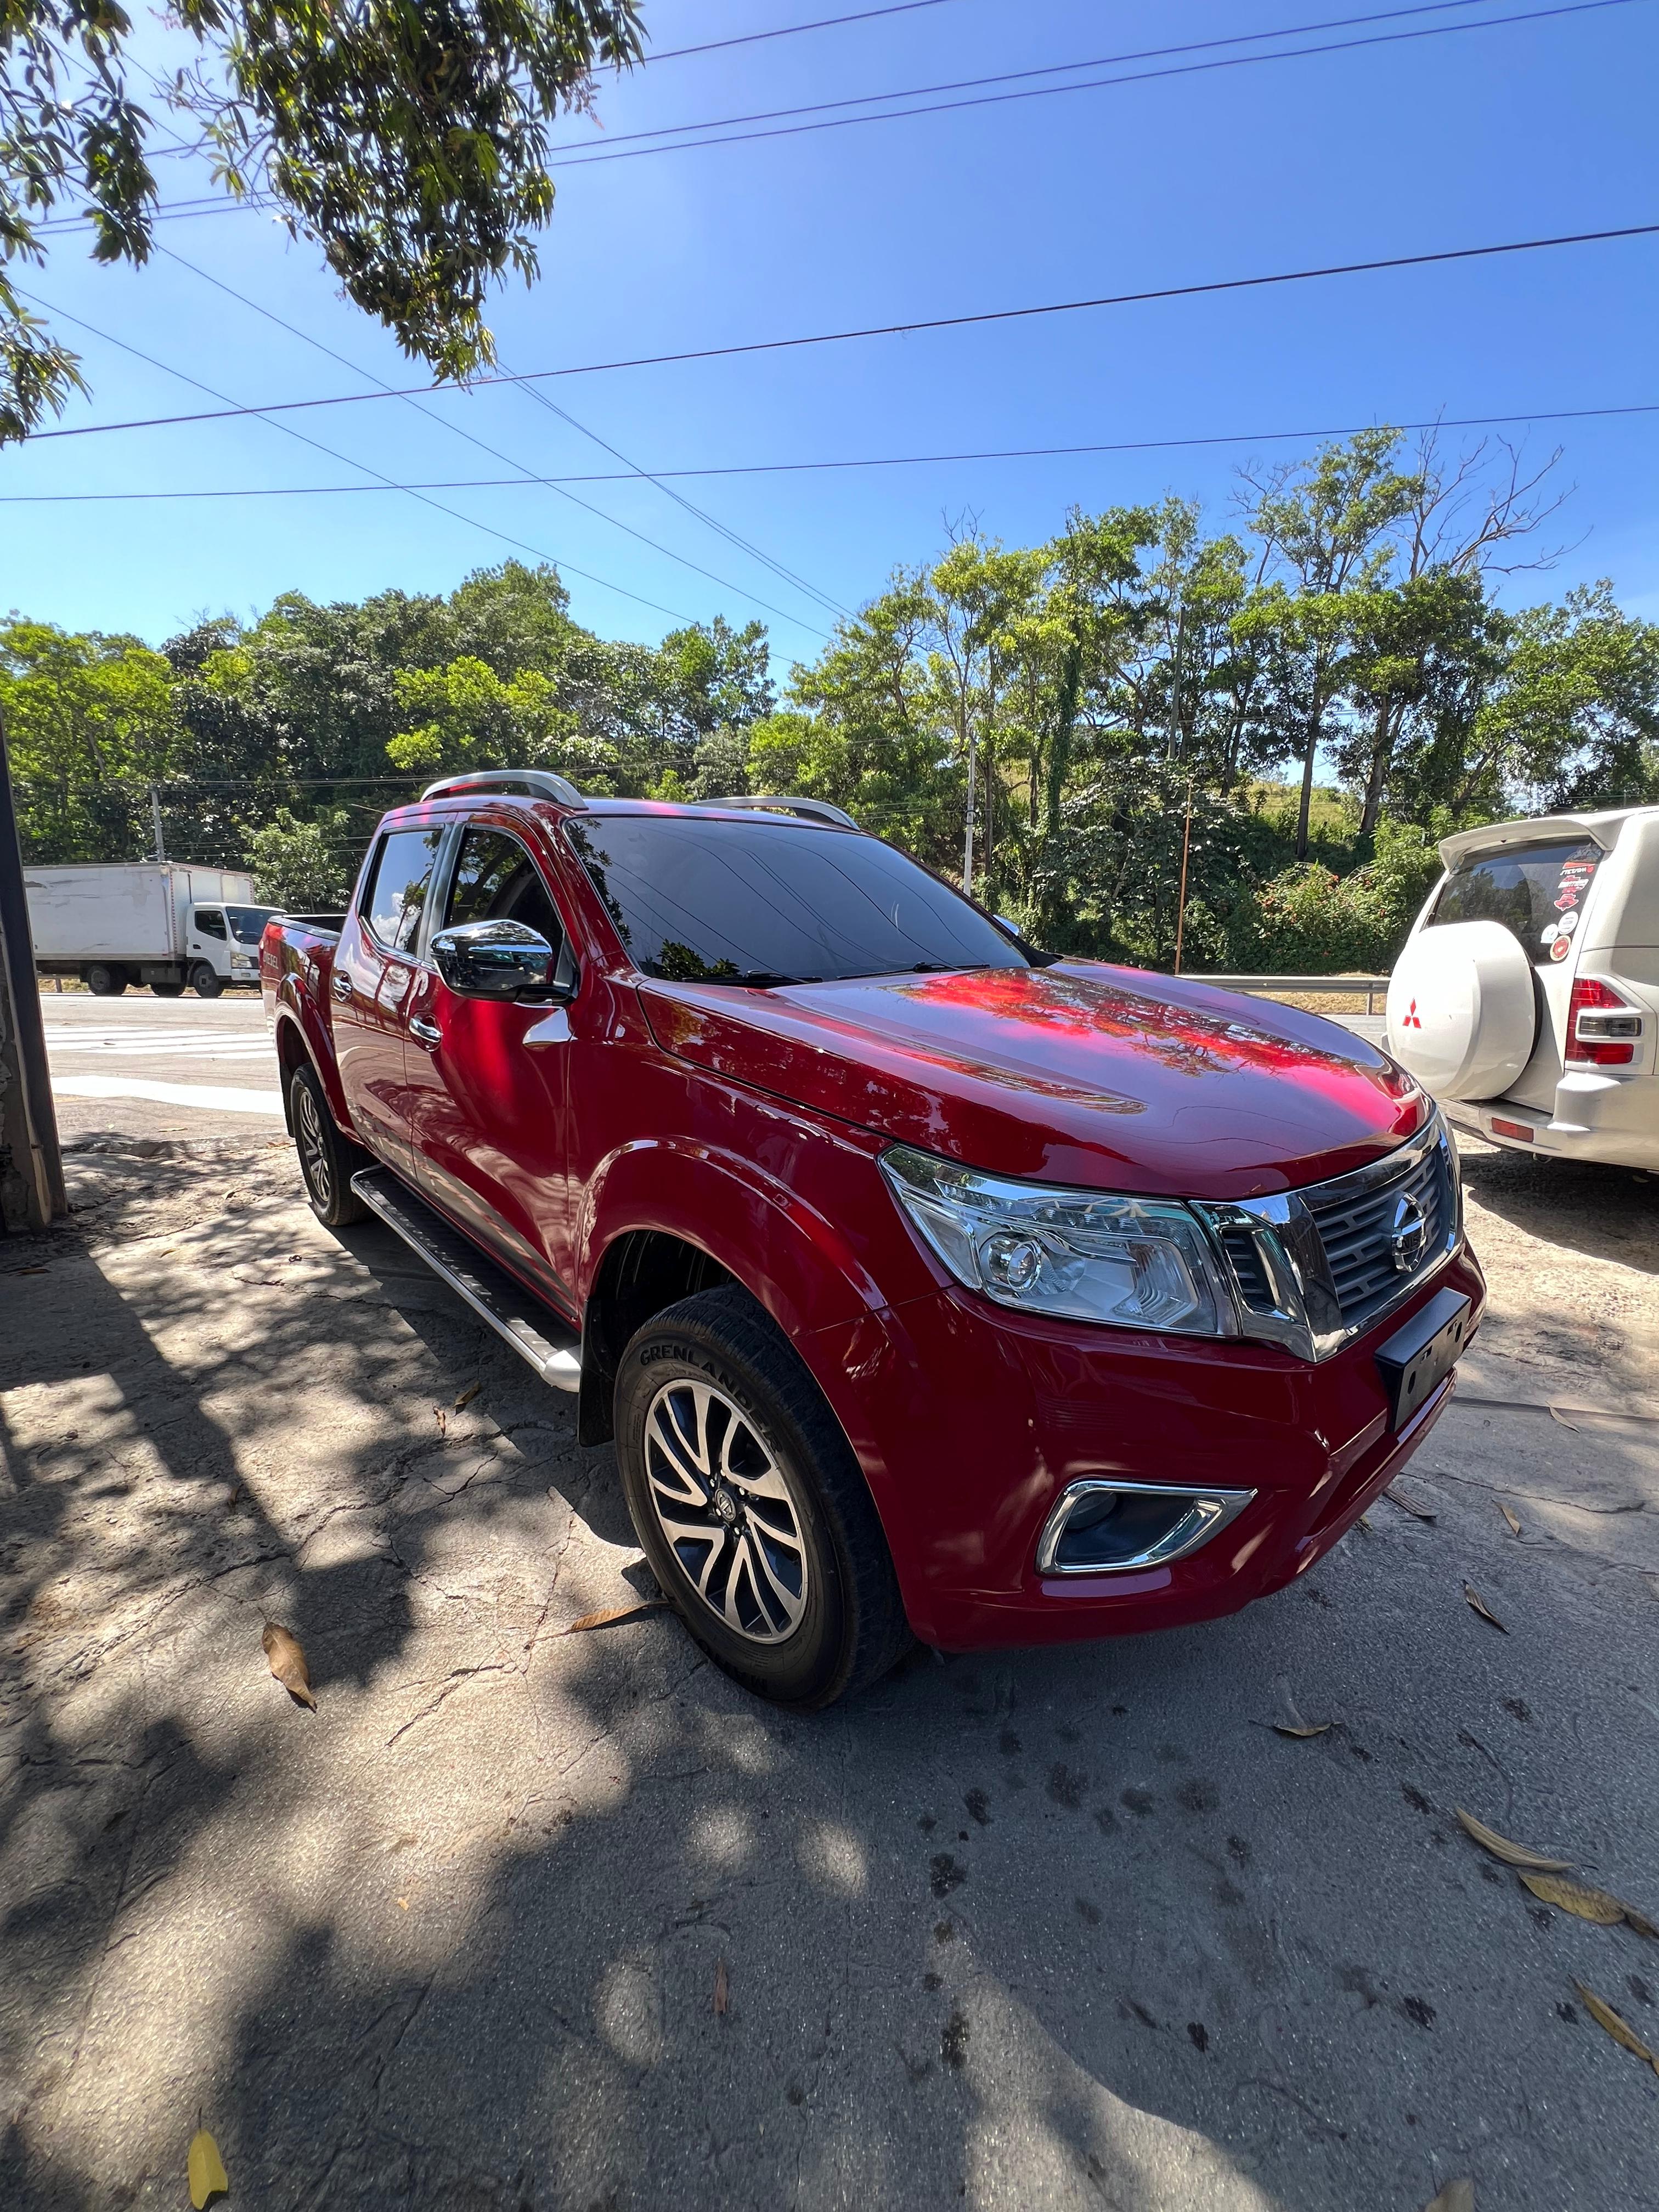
[[961, 728, 977, 900], [1173, 774, 1195, 977], [150, 784, 166, 862], [0, 713, 66, 1232]]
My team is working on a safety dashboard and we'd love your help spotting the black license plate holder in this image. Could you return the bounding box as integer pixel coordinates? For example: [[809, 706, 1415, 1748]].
[[1375, 1288, 1471, 1432]]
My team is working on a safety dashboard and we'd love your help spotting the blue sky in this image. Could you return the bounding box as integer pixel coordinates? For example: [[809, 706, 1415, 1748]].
[[4, 0, 1657, 667]]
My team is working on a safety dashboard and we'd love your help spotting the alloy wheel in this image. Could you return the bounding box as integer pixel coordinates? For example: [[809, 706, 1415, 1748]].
[[294, 1082, 334, 1210], [642, 1380, 809, 1643]]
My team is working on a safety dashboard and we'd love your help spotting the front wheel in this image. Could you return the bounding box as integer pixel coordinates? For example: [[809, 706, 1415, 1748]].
[[614, 1287, 910, 1708], [289, 1063, 369, 1227], [191, 963, 224, 1000]]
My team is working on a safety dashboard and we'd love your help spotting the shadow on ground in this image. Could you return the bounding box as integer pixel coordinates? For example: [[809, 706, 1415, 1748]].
[[2, 1139, 1656, 2210]]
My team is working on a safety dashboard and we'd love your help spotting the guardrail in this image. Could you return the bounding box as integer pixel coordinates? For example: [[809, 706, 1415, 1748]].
[[1184, 973, 1391, 1014]]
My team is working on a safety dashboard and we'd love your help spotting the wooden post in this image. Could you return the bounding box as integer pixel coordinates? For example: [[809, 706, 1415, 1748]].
[[0, 713, 66, 1232]]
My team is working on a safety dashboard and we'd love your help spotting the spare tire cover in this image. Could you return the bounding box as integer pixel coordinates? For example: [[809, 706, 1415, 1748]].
[[1386, 920, 1538, 1101]]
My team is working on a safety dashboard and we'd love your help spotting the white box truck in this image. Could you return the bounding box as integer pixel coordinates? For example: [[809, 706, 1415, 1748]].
[[23, 864, 279, 997]]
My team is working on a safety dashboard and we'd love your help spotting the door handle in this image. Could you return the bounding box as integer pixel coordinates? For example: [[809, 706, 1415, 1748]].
[[408, 1015, 442, 1048], [330, 972, 352, 1002]]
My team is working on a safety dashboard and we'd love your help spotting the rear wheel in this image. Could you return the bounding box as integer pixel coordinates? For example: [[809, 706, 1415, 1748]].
[[86, 963, 127, 996], [614, 1286, 910, 1708], [190, 963, 224, 1000], [289, 1063, 369, 1227], [151, 979, 185, 998]]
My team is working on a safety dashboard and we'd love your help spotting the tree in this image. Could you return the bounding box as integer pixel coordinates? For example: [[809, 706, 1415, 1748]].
[[1, 0, 644, 440], [245, 806, 354, 910], [1240, 431, 1423, 860], [1, 618, 179, 859]]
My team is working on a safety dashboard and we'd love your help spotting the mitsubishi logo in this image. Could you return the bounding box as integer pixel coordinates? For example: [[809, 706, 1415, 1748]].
[[1402, 997, 1423, 1030], [1389, 1193, 1429, 1273]]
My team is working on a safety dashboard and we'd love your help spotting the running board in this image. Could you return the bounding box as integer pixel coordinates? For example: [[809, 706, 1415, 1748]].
[[351, 1167, 581, 1392]]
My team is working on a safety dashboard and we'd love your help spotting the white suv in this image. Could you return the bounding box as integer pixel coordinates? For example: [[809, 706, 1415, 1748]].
[[1386, 805, 1659, 1170]]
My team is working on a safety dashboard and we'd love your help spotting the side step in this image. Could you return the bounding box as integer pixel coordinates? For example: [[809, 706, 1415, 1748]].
[[351, 1167, 581, 1392]]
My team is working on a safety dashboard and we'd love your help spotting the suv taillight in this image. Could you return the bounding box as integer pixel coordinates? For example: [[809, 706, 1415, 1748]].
[[1566, 977, 1642, 1066]]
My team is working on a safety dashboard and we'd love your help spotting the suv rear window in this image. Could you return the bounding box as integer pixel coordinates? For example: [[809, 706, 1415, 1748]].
[[1427, 838, 1601, 963], [565, 814, 1026, 984], [363, 827, 444, 953]]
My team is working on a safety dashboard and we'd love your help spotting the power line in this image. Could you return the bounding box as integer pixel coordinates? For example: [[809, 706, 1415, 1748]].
[[27, 0, 1629, 234], [151, 245, 834, 635], [541, 0, 1640, 168], [12, 285, 708, 629], [548, 0, 1542, 156], [24, 222, 1659, 445], [643, 0, 967, 65], [8, 399, 1656, 506]]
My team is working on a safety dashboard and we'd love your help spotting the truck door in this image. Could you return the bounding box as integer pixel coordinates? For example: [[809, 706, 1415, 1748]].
[[330, 826, 445, 1173], [188, 906, 230, 981], [403, 822, 578, 1320]]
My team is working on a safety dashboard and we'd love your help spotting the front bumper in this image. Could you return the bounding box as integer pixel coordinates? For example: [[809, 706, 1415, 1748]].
[[810, 1245, 1486, 1650]]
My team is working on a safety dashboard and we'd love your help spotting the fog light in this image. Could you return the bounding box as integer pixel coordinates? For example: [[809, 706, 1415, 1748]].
[[1036, 1479, 1256, 1576]]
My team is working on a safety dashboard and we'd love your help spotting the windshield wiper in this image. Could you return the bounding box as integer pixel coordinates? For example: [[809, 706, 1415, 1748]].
[[724, 971, 822, 988]]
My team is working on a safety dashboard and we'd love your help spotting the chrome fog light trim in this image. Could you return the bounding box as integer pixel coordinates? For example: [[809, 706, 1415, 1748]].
[[1035, 1479, 1257, 1577]]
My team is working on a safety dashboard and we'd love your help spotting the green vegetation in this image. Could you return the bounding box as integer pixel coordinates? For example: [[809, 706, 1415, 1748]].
[[6, 429, 1657, 970], [2, 0, 644, 441]]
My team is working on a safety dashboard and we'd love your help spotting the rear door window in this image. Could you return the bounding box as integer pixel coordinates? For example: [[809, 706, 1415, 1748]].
[[1427, 839, 1602, 964], [363, 828, 444, 955]]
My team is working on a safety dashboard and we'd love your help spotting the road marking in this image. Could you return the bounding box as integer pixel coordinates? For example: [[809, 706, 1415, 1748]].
[[52, 1076, 284, 1117]]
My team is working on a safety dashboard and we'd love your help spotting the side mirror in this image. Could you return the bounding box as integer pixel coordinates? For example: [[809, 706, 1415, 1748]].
[[430, 919, 575, 1003]]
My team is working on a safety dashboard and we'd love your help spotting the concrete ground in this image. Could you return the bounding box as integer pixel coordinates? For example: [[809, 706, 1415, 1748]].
[[2, 1021, 1658, 2210]]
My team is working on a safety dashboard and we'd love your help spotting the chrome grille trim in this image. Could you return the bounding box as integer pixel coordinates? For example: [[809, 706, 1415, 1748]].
[[1193, 1112, 1462, 1362]]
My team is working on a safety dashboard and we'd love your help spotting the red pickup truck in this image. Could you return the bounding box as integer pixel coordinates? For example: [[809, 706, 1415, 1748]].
[[264, 771, 1483, 1707]]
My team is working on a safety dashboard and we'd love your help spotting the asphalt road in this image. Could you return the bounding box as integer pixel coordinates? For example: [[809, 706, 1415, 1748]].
[[40, 988, 283, 1142], [5, 999, 1657, 2211]]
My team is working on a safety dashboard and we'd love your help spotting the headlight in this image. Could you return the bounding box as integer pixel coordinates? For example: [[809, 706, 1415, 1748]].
[[879, 1145, 1238, 1337]]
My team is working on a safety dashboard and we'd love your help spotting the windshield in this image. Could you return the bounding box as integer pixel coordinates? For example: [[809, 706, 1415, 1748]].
[[1427, 839, 1601, 964], [224, 905, 279, 946], [565, 814, 1027, 984]]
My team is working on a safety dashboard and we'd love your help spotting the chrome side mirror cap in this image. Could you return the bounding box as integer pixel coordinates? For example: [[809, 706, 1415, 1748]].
[[430, 919, 576, 1003]]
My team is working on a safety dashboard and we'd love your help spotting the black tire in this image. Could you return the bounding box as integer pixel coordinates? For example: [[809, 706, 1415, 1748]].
[[614, 1286, 910, 1708], [86, 963, 127, 997], [151, 979, 186, 998], [289, 1062, 370, 1227], [191, 963, 224, 1000]]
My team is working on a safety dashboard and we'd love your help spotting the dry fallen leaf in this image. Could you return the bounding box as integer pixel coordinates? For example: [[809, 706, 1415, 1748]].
[[1385, 1485, 1438, 1523], [1357, 1511, 1373, 1533], [560, 1599, 669, 1636], [1454, 1807, 1572, 1871], [1520, 1871, 1624, 1925], [1549, 1405, 1582, 1432], [454, 1380, 482, 1411], [261, 1622, 317, 1711], [1271, 1720, 1333, 1739], [1521, 1872, 1657, 1936], [1498, 1500, 1522, 1538], [396, 1896, 410, 1910], [187, 2126, 229, 2209], [1463, 1582, 1507, 1633], [713, 1956, 729, 2017], [1423, 2183, 1474, 2212], [1575, 1981, 1659, 2075]]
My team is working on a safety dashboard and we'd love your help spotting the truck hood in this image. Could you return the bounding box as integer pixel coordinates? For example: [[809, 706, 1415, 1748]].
[[637, 961, 1427, 1200]]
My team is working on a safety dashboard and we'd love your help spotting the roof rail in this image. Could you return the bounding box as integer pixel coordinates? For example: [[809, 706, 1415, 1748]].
[[695, 794, 859, 831], [420, 770, 585, 809]]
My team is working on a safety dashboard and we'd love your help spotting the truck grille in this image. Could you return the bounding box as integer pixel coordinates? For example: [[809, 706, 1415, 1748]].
[[1300, 1135, 1453, 1331], [1198, 1114, 1460, 1359]]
